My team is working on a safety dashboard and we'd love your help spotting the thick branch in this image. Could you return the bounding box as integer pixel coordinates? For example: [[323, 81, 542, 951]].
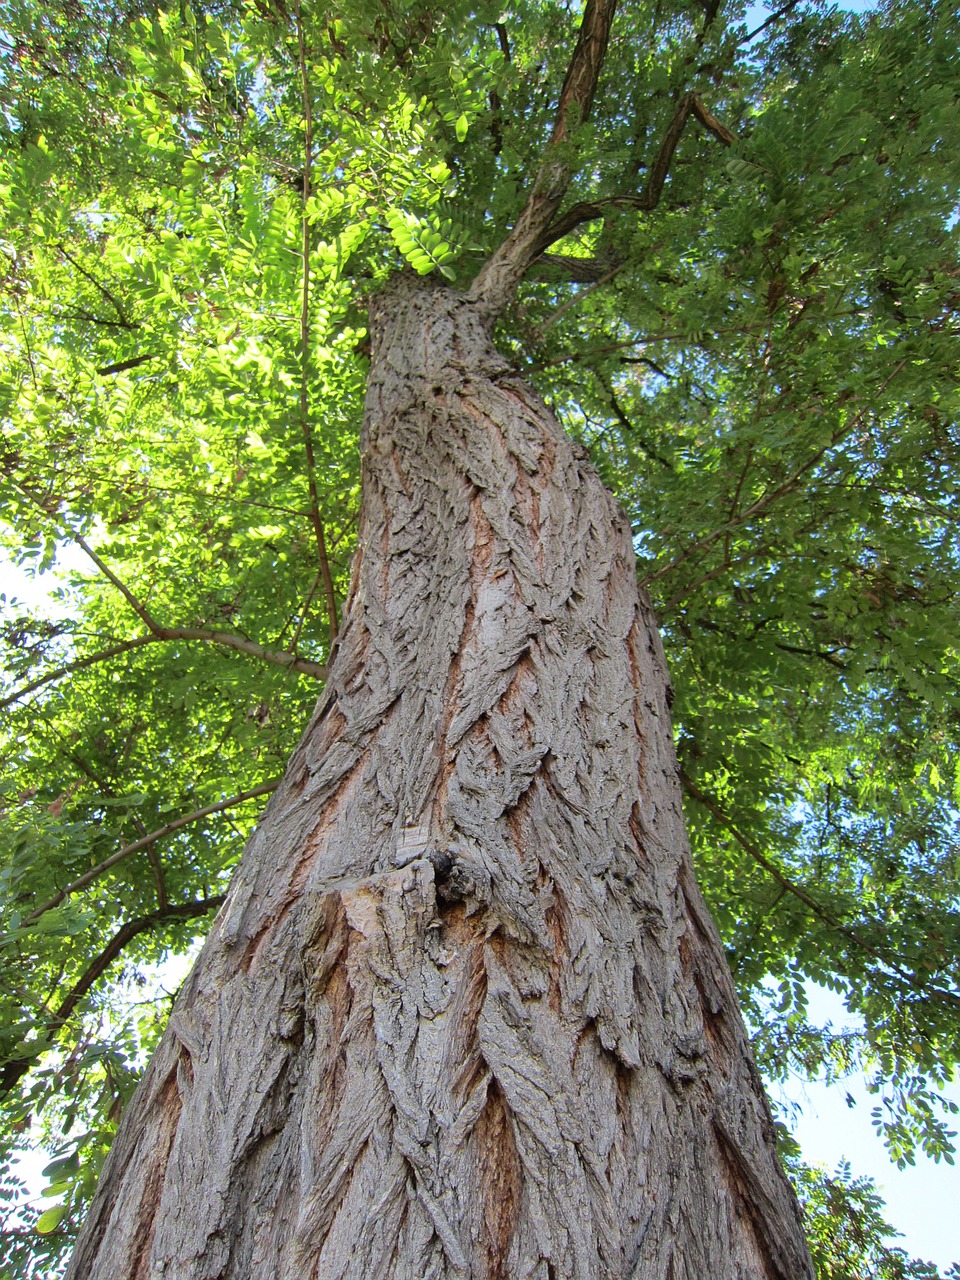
[[25, 781, 279, 924], [528, 252, 621, 282], [74, 529, 328, 674], [469, 0, 620, 314], [531, 93, 734, 257], [151, 625, 326, 676], [0, 897, 223, 1098], [55, 898, 225, 1028]]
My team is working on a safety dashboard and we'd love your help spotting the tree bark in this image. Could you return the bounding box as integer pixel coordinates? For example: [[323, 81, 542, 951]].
[[67, 276, 812, 1280]]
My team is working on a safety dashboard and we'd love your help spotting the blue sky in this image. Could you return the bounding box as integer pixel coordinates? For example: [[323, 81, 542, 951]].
[[778, 985, 959, 1270]]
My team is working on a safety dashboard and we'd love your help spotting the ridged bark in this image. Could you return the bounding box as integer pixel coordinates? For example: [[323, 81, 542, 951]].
[[67, 277, 812, 1280]]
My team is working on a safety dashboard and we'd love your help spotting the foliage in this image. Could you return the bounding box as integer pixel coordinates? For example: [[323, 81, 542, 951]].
[[0, 0, 958, 1271], [788, 1152, 960, 1280]]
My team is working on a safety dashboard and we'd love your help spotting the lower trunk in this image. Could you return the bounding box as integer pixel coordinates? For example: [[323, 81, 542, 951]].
[[67, 277, 812, 1280]]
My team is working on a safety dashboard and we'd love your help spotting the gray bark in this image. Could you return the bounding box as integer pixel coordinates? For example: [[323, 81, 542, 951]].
[[67, 276, 813, 1280]]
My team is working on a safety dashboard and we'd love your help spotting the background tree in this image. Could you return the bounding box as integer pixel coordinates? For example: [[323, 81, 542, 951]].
[[0, 0, 957, 1274]]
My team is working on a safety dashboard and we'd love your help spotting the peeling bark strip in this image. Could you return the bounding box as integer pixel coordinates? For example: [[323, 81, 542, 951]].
[[67, 278, 811, 1279]]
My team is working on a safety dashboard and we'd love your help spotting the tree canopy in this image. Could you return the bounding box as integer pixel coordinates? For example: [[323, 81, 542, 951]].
[[0, 0, 958, 1273]]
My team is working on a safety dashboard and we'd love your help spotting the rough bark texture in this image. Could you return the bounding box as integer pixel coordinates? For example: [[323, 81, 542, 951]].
[[67, 277, 813, 1280]]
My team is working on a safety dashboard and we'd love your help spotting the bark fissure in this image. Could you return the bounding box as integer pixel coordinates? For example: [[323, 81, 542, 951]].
[[68, 278, 811, 1279]]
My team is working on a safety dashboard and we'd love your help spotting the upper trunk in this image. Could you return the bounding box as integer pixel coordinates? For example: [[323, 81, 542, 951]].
[[67, 276, 812, 1280]]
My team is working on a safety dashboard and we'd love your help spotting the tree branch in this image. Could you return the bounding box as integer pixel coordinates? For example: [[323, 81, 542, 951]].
[[527, 252, 622, 283], [25, 780, 280, 924], [96, 353, 161, 376], [689, 94, 736, 146], [54, 898, 224, 1028], [681, 772, 835, 922], [531, 92, 734, 257], [0, 627, 325, 711], [539, 261, 624, 330], [4, 484, 328, 699], [641, 358, 910, 591], [153, 626, 326, 676], [469, 0, 620, 314], [296, 1, 339, 647], [71, 530, 166, 633], [58, 245, 137, 330], [681, 774, 960, 1011], [740, 0, 803, 47], [1, 635, 163, 709], [598, 374, 674, 468], [0, 897, 224, 1098]]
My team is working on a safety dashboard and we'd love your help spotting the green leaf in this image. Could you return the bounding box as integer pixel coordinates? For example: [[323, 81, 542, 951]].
[[36, 1205, 66, 1235]]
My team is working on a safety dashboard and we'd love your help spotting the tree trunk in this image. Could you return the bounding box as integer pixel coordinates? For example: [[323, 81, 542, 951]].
[[67, 277, 812, 1280]]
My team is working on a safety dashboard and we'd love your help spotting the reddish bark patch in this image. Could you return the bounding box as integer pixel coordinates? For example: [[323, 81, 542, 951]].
[[679, 876, 734, 1064], [713, 1125, 784, 1280], [511, 465, 542, 571], [469, 489, 496, 578], [504, 797, 527, 865], [239, 751, 373, 974], [446, 925, 488, 1102], [307, 703, 348, 764], [456, 391, 510, 459], [130, 1069, 183, 1280], [625, 620, 649, 742], [497, 652, 538, 730], [628, 803, 651, 869], [475, 1078, 522, 1279], [431, 487, 490, 773], [545, 888, 567, 1013]]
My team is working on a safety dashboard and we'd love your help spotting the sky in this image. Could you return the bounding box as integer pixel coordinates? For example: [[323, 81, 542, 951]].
[[776, 985, 960, 1271]]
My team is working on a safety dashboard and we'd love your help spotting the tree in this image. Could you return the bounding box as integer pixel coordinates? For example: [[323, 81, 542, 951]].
[[0, 0, 957, 1275]]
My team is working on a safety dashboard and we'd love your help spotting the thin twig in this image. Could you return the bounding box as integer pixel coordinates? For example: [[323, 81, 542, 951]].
[[72, 531, 165, 632], [289, 568, 323, 654], [539, 261, 625, 331], [681, 774, 960, 1010], [57, 245, 136, 329], [96, 353, 161, 376], [14, 295, 39, 393], [740, 0, 803, 46], [527, 309, 865, 370], [598, 373, 674, 468]]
